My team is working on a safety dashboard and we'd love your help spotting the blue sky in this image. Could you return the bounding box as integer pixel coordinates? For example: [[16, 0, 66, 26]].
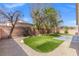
[[0, 3, 76, 26]]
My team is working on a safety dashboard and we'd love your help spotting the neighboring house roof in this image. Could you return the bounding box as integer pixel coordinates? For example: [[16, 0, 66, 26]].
[[0, 20, 33, 27], [17, 20, 33, 26]]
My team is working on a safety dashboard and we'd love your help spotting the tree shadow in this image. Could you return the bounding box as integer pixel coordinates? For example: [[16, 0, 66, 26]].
[[69, 33, 79, 56]]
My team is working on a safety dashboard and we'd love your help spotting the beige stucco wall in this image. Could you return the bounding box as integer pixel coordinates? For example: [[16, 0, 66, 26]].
[[60, 27, 77, 35], [76, 3, 79, 25]]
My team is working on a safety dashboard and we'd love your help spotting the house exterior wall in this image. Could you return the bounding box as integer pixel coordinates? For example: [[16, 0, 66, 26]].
[[76, 3, 79, 25], [0, 21, 33, 37], [76, 3, 79, 33]]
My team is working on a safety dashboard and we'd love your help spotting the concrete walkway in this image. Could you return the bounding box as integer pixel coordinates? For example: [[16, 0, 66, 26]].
[[11, 36, 79, 56], [0, 26, 28, 56], [0, 35, 79, 56], [17, 35, 79, 56], [0, 38, 28, 56]]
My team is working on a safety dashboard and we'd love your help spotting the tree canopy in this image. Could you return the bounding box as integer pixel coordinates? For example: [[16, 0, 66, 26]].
[[32, 7, 63, 34]]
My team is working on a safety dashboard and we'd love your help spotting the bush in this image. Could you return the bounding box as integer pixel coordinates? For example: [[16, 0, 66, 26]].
[[64, 29, 68, 34], [49, 33, 61, 37], [64, 26, 68, 34]]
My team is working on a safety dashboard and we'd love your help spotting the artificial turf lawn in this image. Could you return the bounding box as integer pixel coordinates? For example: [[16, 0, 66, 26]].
[[24, 35, 64, 52]]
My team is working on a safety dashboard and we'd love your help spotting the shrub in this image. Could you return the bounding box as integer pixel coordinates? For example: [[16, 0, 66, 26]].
[[64, 29, 68, 34], [64, 27, 68, 34]]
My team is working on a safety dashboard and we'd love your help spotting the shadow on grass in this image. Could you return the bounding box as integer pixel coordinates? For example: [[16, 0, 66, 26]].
[[36, 41, 61, 52]]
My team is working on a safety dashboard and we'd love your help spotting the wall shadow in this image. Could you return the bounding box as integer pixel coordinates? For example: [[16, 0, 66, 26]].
[[69, 33, 79, 56]]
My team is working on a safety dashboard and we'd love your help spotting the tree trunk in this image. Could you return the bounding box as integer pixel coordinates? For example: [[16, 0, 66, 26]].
[[9, 24, 15, 38], [55, 26, 59, 33], [9, 19, 18, 38], [53, 26, 56, 33]]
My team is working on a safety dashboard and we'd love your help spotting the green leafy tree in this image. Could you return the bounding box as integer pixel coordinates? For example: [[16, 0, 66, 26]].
[[32, 7, 63, 34], [43, 8, 63, 33]]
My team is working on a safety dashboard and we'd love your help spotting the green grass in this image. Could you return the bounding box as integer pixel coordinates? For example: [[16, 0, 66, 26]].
[[24, 35, 64, 52]]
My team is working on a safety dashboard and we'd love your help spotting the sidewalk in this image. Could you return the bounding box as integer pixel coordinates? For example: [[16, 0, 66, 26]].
[[0, 36, 79, 56], [14, 36, 79, 56]]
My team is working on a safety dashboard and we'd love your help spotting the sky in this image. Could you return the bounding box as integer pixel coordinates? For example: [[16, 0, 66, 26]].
[[0, 3, 76, 26]]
